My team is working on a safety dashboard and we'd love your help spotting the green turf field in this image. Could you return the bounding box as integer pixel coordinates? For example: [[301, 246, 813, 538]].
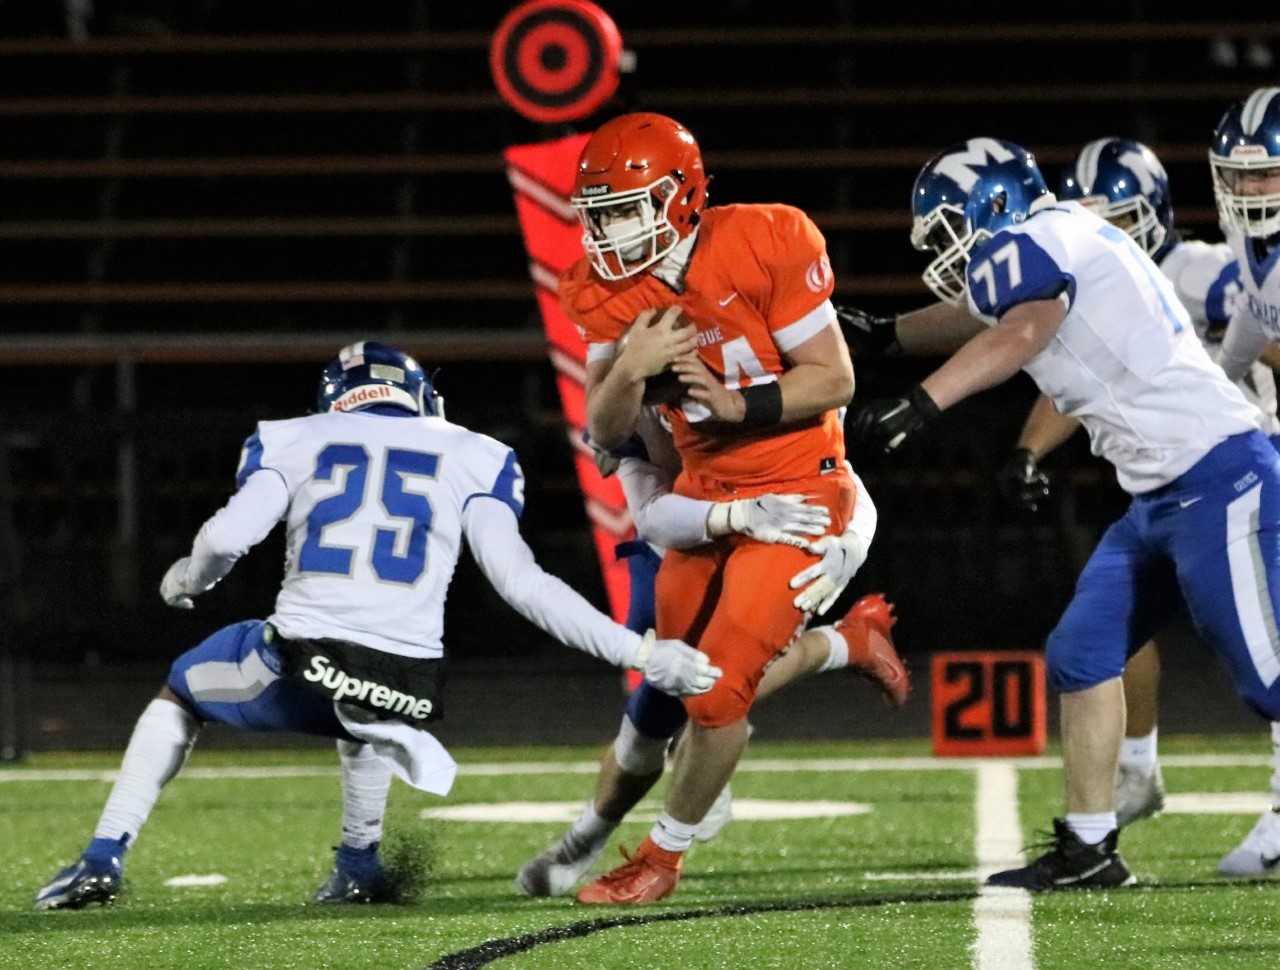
[[3, 737, 1279, 969]]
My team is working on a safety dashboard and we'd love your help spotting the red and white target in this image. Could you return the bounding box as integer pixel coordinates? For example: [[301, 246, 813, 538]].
[[490, 0, 623, 124]]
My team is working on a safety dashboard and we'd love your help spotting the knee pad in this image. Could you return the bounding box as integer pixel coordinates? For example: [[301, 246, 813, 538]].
[[684, 679, 752, 729], [612, 713, 667, 775], [624, 680, 687, 740]]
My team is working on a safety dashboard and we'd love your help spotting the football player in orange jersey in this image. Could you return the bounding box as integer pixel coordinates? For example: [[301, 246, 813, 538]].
[[560, 112, 895, 904]]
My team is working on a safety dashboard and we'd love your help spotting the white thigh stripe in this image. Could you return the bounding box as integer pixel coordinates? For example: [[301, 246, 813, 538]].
[[186, 647, 280, 704], [1226, 485, 1280, 688]]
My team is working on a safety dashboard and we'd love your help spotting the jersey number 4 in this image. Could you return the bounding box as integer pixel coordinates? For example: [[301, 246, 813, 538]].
[[299, 444, 439, 585]]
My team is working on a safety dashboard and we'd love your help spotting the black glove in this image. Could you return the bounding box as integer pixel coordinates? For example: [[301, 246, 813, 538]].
[[849, 385, 940, 455], [835, 304, 902, 358], [997, 448, 1051, 512]]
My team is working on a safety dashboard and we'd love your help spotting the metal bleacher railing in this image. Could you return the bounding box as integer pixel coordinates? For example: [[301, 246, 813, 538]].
[[0, 20, 1275, 328]]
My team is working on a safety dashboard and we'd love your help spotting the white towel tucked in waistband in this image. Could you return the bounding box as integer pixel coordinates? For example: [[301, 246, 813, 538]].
[[334, 703, 457, 796]]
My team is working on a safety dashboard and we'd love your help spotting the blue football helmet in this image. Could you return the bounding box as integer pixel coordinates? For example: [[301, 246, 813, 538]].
[[316, 341, 442, 416], [1058, 138, 1172, 257], [1210, 86, 1280, 239], [910, 138, 1052, 304]]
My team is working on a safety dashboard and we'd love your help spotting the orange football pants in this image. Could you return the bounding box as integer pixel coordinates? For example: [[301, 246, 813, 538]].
[[655, 472, 856, 727]]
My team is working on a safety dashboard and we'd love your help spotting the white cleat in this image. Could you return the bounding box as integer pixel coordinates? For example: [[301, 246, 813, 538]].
[[515, 832, 607, 897], [1219, 808, 1280, 878], [694, 783, 733, 843], [1115, 763, 1165, 828]]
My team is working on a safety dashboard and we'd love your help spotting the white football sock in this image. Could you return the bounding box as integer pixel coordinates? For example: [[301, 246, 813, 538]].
[[567, 800, 618, 848], [93, 698, 199, 843], [1270, 722, 1280, 810], [813, 625, 848, 673], [650, 811, 698, 853], [1065, 811, 1117, 847], [1118, 728, 1158, 775], [338, 740, 393, 850]]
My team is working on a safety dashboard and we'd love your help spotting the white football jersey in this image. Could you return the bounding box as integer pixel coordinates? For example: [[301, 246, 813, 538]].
[[966, 201, 1260, 494], [1159, 238, 1278, 435], [236, 410, 524, 659]]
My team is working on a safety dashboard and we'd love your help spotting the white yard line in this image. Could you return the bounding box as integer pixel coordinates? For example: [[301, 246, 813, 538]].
[[0, 751, 1269, 783], [972, 763, 1035, 970]]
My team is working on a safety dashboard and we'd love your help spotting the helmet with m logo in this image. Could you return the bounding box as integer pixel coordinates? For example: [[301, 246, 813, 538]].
[[910, 138, 1052, 305]]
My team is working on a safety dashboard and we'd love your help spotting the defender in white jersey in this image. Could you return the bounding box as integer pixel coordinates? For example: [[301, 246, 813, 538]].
[[33, 341, 719, 912], [998, 139, 1280, 841], [853, 138, 1280, 891], [1207, 87, 1280, 877]]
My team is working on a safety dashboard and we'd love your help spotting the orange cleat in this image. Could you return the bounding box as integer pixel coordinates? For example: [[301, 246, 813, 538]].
[[575, 837, 682, 905], [835, 593, 910, 706]]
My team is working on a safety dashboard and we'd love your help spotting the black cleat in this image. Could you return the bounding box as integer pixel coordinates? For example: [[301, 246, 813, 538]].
[[311, 843, 391, 904], [35, 857, 123, 911], [986, 818, 1135, 891], [312, 867, 391, 904]]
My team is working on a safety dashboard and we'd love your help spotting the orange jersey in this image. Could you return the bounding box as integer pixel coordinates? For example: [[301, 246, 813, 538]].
[[562, 203, 845, 497]]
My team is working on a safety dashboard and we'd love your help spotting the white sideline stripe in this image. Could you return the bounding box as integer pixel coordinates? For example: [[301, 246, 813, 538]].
[[0, 752, 1270, 784], [1164, 792, 1274, 814], [972, 763, 1034, 970], [865, 869, 977, 882]]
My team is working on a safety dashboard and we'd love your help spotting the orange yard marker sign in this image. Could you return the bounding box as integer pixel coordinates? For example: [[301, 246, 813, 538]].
[[931, 651, 1047, 756]]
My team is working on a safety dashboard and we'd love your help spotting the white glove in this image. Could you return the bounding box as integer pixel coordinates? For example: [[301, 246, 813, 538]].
[[633, 630, 722, 696], [159, 557, 196, 610], [706, 493, 831, 548], [789, 530, 873, 615]]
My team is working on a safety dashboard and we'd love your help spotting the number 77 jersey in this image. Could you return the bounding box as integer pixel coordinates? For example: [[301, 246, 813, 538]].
[[963, 199, 1259, 495], [238, 409, 524, 659]]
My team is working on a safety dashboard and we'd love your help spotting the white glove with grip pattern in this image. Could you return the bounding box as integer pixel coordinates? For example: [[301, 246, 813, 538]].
[[706, 493, 831, 549], [789, 531, 873, 615], [633, 630, 722, 696], [159, 557, 196, 610]]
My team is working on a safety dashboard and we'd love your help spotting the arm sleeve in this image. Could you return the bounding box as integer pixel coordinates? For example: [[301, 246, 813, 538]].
[[185, 470, 289, 592], [847, 470, 878, 544], [618, 457, 712, 550], [1217, 299, 1272, 383], [462, 498, 643, 668]]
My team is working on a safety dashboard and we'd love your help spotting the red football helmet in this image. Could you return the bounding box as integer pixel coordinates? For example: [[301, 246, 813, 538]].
[[570, 112, 709, 280]]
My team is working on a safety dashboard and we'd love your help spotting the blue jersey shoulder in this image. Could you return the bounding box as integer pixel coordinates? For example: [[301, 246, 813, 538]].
[[456, 430, 526, 520], [1205, 260, 1243, 331], [967, 227, 1075, 319]]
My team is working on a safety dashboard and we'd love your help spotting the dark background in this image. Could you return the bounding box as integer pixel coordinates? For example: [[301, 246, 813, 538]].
[[0, 2, 1274, 749]]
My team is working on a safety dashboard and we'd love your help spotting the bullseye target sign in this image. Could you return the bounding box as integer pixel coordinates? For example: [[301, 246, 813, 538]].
[[490, 0, 623, 124]]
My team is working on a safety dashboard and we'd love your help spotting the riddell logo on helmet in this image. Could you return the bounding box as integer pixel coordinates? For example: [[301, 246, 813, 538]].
[[332, 385, 393, 411], [580, 184, 611, 196]]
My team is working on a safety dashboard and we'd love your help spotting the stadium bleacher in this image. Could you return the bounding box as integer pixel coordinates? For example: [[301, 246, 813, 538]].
[[1, 6, 1274, 747]]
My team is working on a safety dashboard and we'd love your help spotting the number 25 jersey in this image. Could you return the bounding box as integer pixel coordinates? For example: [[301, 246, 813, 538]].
[[237, 410, 524, 659], [561, 203, 846, 497]]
